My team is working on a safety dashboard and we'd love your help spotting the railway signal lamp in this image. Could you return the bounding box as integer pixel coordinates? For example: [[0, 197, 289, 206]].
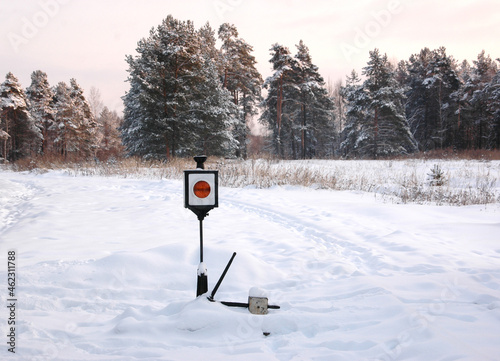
[[184, 155, 218, 221], [184, 155, 218, 296]]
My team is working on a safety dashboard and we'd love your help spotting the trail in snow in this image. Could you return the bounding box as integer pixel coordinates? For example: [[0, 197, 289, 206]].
[[0, 169, 499, 361]]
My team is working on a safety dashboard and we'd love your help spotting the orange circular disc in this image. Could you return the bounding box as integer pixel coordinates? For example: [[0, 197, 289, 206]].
[[193, 181, 211, 198]]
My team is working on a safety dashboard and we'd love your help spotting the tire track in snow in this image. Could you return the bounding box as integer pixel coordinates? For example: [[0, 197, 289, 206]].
[[221, 196, 392, 277]]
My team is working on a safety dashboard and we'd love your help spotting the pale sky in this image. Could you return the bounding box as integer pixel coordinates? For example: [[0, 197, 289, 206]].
[[1, 0, 498, 114]]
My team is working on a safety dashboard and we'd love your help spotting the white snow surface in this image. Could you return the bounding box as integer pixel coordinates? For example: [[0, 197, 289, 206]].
[[0, 168, 499, 360], [249, 287, 268, 298]]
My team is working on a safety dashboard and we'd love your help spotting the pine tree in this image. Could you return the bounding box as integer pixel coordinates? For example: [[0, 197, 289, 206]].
[[120, 81, 152, 158], [260, 43, 296, 158], [52, 82, 75, 157], [69, 79, 97, 157], [459, 51, 498, 149], [293, 40, 334, 158], [122, 16, 201, 159], [340, 70, 366, 157], [431, 47, 460, 149], [406, 47, 460, 150], [486, 64, 500, 148], [26, 70, 55, 154], [260, 42, 334, 158], [453, 60, 473, 149], [406, 48, 432, 150], [218, 23, 262, 158], [188, 54, 238, 156], [121, 15, 236, 159], [394, 60, 409, 87], [0, 72, 41, 161]]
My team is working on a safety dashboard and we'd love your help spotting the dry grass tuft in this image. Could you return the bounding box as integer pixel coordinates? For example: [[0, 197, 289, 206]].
[[6, 155, 500, 206]]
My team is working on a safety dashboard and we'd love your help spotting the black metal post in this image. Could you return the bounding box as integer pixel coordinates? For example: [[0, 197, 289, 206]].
[[199, 219, 204, 263], [196, 218, 208, 296]]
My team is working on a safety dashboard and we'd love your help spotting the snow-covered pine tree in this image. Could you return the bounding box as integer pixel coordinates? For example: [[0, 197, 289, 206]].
[[188, 53, 238, 156], [52, 82, 75, 157], [260, 43, 296, 158], [122, 15, 237, 159], [343, 49, 416, 158], [293, 40, 334, 158], [365, 49, 417, 157], [69, 79, 97, 158], [0, 72, 41, 161], [340, 70, 366, 157], [431, 48, 461, 149], [122, 16, 201, 159], [405, 48, 433, 150], [453, 59, 475, 150], [405, 47, 460, 151], [485, 64, 500, 148], [120, 81, 152, 158], [26, 70, 55, 155], [394, 60, 409, 88], [457, 51, 498, 149], [218, 23, 262, 158]]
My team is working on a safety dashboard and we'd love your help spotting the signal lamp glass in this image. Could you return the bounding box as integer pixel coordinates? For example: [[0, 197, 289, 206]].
[[193, 181, 211, 198]]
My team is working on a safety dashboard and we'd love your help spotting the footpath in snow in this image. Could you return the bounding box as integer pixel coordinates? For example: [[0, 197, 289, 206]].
[[0, 169, 499, 360]]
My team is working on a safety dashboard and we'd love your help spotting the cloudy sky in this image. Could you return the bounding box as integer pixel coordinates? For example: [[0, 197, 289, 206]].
[[1, 0, 498, 114]]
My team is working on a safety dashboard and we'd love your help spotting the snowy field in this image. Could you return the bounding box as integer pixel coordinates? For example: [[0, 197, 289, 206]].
[[1, 160, 500, 360]]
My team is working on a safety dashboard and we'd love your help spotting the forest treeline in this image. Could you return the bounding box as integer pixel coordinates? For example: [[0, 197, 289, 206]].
[[1, 15, 499, 163], [0, 71, 122, 162]]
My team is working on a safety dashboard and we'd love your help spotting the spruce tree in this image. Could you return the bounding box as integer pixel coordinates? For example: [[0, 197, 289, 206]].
[[342, 50, 416, 158], [363, 49, 417, 157], [0, 72, 41, 161]]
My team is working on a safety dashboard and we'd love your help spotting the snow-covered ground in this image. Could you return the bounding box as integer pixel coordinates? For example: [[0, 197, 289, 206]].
[[1, 165, 499, 360]]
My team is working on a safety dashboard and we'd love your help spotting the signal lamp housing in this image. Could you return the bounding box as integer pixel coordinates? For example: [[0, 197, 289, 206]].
[[184, 169, 218, 220]]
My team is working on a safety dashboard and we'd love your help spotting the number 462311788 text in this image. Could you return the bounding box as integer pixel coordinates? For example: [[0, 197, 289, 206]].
[[8, 250, 16, 298]]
